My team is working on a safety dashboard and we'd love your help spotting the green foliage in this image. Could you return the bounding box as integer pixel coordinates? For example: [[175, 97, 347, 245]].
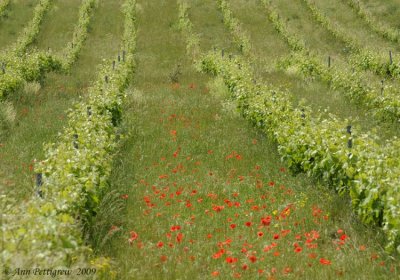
[[216, 0, 252, 57], [261, 0, 305, 52], [262, 1, 400, 123], [301, 0, 400, 78], [0, 0, 97, 99], [199, 50, 400, 253], [342, 0, 400, 43], [56, 0, 98, 71], [1, 0, 137, 272], [0, 100, 15, 139], [279, 52, 400, 122], [0, 0, 10, 17], [177, 0, 201, 60]]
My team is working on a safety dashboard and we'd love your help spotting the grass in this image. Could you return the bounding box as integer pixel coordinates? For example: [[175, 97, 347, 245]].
[[34, 0, 82, 51], [309, 0, 399, 54], [95, 0, 400, 279], [361, 0, 400, 29], [227, 0, 400, 141], [0, 0, 125, 202], [1, 0, 399, 278], [0, 0, 38, 49]]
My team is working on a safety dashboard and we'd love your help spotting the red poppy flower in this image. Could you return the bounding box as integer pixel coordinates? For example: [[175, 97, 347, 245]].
[[121, 194, 128, 199], [248, 255, 257, 263], [319, 258, 331, 265], [261, 216, 272, 226], [212, 205, 224, 212], [211, 271, 219, 277], [128, 231, 138, 244], [273, 234, 280, 240], [160, 255, 168, 262], [257, 231, 264, 237], [230, 224, 236, 229], [242, 264, 248, 270], [170, 225, 181, 231], [225, 257, 238, 263], [268, 181, 275, 187], [157, 241, 164, 248], [245, 221, 252, 227], [176, 232, 184, 243], [294, 247, 302, 253]]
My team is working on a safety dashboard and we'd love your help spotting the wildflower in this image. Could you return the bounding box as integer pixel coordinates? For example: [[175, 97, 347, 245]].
[[319, 258, 331, 265], [128, 231, 138, 244], [170, 225, 181, 231], [248, 255, 257, 263], [211, 271, 219, 277], [225, 257, 238, 264], [230, 224, 237, 229], [121, 194, 128, 199], [160, 255, 168, 262], [340, 234, 349, 241], [213, 205, 224, 212], [261, 216, 272, 226], [294, 246, 302, 253], [213, 249, 224, 259], [157, 241, 164, 248], [257, 231, 264, 237], [245, 221, 252, 227], [176, 232, 184, 243]]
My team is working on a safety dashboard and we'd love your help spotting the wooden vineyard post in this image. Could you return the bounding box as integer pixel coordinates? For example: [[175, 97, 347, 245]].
[[389, 50, 393, 65], [301, 108, 305, 126], [105, 75, 109, 83], [347, 125, 352, 157], [381, 80, 384, 95], [73, 134, 79, 149], [112, 60, 116, 70], [328, 56, 331, 68], [36, 173, 43, 198]]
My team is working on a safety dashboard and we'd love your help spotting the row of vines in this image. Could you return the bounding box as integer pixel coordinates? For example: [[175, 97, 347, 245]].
[[0, 0, 97, 99], [178, 0, 400, 253], [262, 0, 400, 123], [1, 0, 137, 276]]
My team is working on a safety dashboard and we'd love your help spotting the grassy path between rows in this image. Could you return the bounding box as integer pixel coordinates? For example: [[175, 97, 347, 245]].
[[34, 0, 82, 51], [229, 0, 400, 141], [0, 0, 38, 49], [97, 0, 399, 279], [0, 0, 124, 201]]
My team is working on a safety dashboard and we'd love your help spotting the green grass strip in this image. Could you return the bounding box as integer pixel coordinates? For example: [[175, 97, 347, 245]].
[[341, 0, 400, 43], [0, 0, 10, 17], [198, 50, 400, 253], [261, 0, 400, 122], [1, 0, 136, 273], [300, 0, 400, 78]]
